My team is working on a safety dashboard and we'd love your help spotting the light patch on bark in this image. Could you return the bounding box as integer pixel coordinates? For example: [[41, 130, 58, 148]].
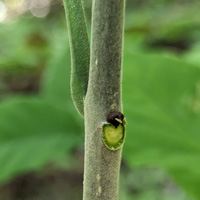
[[110, 103, 117, 110], [96, 174, 101, 182], [95, 59, 98, 66], [92, 0, 96, 8], [96, 186, 102, 197]]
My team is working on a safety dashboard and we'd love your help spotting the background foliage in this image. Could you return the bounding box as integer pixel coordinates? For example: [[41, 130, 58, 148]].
[[0, 0, 200, 199]]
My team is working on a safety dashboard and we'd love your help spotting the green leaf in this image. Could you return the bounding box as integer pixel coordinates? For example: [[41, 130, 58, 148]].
[[63, 0, 90, 116], [40, 42, 71, 106], [183, 43, 200, 66], [0, 18, 50, 69], [122, 52, 200, 199], [125, 2, 200, 41], [40, 42, 82, 122], [0, 97, 83, 183]]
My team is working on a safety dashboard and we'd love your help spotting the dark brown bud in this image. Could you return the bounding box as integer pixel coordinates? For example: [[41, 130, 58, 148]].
[[107, 111, 124, 128]]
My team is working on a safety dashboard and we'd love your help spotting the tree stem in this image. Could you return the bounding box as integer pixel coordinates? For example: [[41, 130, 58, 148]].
[[83, 0, 125, 199]]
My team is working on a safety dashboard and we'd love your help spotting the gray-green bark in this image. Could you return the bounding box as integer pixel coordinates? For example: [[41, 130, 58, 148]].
[[83, 0, 125, 199]]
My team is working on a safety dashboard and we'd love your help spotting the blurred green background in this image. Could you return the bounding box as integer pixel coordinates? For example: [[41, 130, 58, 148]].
[[0, 0, 200, 199]]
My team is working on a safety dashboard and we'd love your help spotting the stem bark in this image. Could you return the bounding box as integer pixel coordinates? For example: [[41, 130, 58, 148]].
[[83, 0, 125, 199]]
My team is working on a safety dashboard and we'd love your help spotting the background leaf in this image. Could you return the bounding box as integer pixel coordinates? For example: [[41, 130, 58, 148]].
[[40, 40, 71, 106], [0, 96, 82, 183], [123, 51, 200, 199]]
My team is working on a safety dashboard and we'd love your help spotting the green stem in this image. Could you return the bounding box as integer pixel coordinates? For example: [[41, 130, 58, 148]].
[[83, 0, 125, 199]]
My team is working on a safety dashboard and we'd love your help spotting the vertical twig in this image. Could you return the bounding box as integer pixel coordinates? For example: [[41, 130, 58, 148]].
[[83, 0, 125, 199]]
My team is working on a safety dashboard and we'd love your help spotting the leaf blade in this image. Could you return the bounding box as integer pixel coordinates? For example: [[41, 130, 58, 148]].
[[63, 0, 90, 116], [0, 97, 82, 183]]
